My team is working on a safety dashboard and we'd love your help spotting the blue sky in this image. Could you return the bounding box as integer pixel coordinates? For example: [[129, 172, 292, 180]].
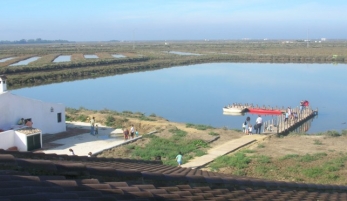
[[1, 0, 346, 41]]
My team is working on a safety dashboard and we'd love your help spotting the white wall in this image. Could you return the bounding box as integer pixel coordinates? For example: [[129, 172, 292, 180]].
[[0, 92, 66, 134], [0, 130, 15, 150], [14, 131, 27, 151]]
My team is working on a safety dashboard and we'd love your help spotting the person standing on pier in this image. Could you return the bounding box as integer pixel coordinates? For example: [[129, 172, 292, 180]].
[[255, 115, 263, 134]]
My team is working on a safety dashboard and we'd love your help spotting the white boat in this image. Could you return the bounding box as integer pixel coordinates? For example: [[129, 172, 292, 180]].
[[222, 106, 247, 113], [223, 111, 245, 116]]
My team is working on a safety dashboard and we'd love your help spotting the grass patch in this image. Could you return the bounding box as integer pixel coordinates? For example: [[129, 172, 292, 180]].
[[257, 143, 265, 148], [280, 154, 299, 160], [256, 155, 271, 164], [302, 167, 324, 178], [186, 123, 214, 130], [131, 128, 207, 166], [313, 139, 323, 145], [208, 131, 219, 136], [299, 153, 327, 162], [209, 152, 251, 171]]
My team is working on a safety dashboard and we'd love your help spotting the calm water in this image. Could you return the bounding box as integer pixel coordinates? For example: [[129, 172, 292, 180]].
[[9, 57, 41, 66], [53, 55, 71, 62], [168, 51, 202, 56], [112, 54, 126, 58], [84, 55, 98, 59], [11, 63, 347, 133], [0, 57, 14, 62]]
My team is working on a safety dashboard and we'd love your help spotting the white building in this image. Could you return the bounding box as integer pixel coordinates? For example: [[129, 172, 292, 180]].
[[0, 75, 66, 134]]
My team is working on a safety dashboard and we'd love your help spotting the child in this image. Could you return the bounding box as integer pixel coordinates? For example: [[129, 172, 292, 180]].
[[248, 124, 253, 135], [94, 124, 99, 136], [135, 130, 139, 137], [176, 152, 183, 167], [242, 121, 247, 133]]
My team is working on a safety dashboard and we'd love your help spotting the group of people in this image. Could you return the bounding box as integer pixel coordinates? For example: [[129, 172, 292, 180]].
[[284, 107, 298, 122], [123, 125, 138, 140], [242, 115, 263, 134]]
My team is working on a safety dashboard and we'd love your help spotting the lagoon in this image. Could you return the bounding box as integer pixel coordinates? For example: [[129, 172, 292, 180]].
[[0, 57, 15, 62], [112, 54, 126, 58], [9, 57, 41, 66], [84, 55, 98, 59], [53, 55, 71, 63], [11, 63, 347, 133]]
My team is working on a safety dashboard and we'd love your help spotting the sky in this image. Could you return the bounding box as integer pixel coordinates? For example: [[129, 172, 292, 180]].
[[1, 0, 346, 41]]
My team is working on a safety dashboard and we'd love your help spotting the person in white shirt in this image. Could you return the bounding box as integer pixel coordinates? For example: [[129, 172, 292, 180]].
[[255, 115, 263, 134]]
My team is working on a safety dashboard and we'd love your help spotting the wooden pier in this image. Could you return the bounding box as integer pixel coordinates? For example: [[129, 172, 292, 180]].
[[262, 107, 318, 134]]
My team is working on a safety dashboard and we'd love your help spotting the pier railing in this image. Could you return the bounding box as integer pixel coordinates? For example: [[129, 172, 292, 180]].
[[262, 107, 318, 134]]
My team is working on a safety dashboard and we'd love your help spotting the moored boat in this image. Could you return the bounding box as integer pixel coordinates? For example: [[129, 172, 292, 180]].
[[247, 107, 284, 115], [223, 106, 247, 113]]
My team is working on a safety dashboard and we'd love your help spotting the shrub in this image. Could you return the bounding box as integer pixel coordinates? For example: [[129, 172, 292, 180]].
[[105, 115, 115, 126], [313, 139, 323, 145], [77, 114, 88, 122], [208, 132, 219, 136], [325, 130, 340, 137], [341, 129, 347, 136]]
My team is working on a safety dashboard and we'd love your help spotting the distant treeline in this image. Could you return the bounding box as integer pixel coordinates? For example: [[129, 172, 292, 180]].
[[0, 38, 71, 44]]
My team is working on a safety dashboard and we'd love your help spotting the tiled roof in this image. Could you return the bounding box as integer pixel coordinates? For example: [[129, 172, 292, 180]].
[[0, 149, 347, 201]]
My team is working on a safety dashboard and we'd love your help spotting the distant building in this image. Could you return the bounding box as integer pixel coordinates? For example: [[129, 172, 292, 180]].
[[0, 75, 66, 134], [321, 38, 326, 41]]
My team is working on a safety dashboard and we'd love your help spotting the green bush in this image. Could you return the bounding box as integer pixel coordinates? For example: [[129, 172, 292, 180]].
[[341, 129, 347, 136], [325, 130, 340, 137], [208, 132, 219, 136], [65, 114, 73, 121], [149, 113, 156, 117], [77, 114, 88, 122], [105, 115, 115, 126], [313, 139, 323, 145]]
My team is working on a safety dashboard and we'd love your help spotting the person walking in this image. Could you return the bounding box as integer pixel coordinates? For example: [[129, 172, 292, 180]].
[[90, 117, 95, 135], [130, 125, 135, 139], [123, 128, 129, 141], [176, 152, 183, 167], [255, 115, 263, 134]]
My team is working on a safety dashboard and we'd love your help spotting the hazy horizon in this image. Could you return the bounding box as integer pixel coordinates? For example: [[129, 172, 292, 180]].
[[1, 0, 346, 41]]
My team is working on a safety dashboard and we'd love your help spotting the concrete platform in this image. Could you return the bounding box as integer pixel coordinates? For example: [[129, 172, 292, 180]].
[[181, 134, 267, 168], [42, 122, 140, 156]]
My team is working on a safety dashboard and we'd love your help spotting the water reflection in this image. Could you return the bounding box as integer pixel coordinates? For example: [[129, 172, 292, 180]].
[[84, 55, 98, 59], [168, 51, 202, 56], [9, 57, 41, 66], [0, 57, 14, 62], [53, 55, 71, 62], [112, 54, 126, 58]]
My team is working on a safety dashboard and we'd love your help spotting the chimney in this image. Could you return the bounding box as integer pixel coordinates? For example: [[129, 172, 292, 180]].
[[0, 75, 7, 93]]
